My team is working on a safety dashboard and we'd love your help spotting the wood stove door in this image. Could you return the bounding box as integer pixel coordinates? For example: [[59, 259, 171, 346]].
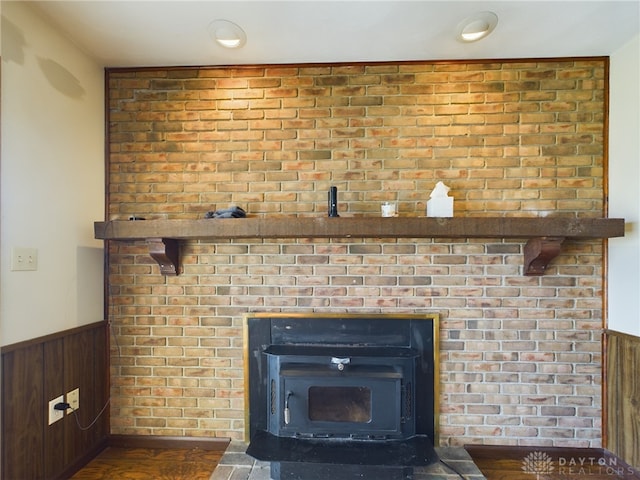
[[270, 364, 407, 439]]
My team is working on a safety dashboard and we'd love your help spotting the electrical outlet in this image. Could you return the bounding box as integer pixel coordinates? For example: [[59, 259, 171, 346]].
[[11, 247, 38, 271], [48, 395, 64, 425], [67, 388, 79, 413]]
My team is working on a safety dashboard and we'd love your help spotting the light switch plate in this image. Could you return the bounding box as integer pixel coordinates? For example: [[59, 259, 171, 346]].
[[11, 247, 38, 271]]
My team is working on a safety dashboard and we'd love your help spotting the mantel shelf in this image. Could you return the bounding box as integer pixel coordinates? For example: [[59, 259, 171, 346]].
[[94, 216, 625, 276]]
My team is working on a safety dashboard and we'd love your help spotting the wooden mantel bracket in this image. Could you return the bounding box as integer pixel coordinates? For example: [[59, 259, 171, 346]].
[[523, 237, 565, 276], [147, 238, 180, 275]]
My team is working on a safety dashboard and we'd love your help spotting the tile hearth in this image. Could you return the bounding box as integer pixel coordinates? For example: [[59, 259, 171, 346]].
[[211, 441, 487, 480]]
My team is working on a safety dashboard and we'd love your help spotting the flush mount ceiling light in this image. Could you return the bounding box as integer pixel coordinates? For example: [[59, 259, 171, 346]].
[[208, 19, 246, 49], [457, 11, 498, 43]]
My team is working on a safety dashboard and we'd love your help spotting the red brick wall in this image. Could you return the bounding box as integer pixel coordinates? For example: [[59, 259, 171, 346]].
[[107, 58, 607, 446]]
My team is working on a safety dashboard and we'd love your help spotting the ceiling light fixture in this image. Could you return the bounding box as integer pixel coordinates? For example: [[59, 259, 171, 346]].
[[208, 19, 246, 49], [457, 11, 498, 43]]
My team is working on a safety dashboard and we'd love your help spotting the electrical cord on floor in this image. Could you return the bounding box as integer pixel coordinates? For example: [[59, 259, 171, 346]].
[[439, 458, 468, 480]]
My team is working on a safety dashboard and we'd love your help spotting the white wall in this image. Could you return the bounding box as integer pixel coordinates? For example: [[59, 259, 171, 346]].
[[0, 3, 636, 341], [1, 2, 105, 345], [608, 33, 640, 337]]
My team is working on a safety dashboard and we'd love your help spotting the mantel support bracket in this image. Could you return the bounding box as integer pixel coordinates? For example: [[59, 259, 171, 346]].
[[143, 235, 571, 276], [147, 238, 180, 275], [523, 237, 565, 276]]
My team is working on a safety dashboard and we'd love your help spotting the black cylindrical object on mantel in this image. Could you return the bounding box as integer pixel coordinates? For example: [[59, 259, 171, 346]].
[[328, 186, 339, 217]]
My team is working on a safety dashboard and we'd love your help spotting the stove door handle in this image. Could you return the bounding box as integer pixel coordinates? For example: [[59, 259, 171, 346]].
[[284, 391, 293, 425], [331, 357, 351, 371]]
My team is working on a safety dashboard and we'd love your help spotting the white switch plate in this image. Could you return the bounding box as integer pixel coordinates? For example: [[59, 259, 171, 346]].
[[67, 388, 79, 413], [48, 395, 64, 425], [11, 247, 38, 271]]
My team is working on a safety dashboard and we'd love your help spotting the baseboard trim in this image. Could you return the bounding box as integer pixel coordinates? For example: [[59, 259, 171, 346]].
[[56, 437, 109, 480], [108, 434, 230, 451]]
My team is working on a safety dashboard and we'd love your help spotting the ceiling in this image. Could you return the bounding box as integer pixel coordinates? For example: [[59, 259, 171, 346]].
[[32, 1, 640, 68]]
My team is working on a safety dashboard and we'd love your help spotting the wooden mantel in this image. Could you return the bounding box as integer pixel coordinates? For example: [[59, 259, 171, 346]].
[[94, 216, 625, 276]]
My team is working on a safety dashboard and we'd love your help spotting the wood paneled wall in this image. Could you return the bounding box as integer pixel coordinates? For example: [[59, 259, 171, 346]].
[[605, 329, 640, 469], [1, 322, 109, 480]]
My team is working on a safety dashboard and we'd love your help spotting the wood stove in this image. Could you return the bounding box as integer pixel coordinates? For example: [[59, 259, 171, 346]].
[[244, 313, 439, 480], [266, 344, 417, 440]]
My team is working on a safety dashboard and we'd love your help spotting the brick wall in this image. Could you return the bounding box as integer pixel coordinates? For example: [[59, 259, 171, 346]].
[[107, 59, 607, 446]]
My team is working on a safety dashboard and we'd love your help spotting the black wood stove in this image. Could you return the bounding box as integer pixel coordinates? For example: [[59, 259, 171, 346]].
[[245, 314, 439, 480]]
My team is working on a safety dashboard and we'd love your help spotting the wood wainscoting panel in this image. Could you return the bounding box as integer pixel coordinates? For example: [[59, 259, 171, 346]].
[[606, 329, 640, 469], [1, 344, 45, 480], [1, 321, 109, 480], [44, 338, 66, 478], [64, 329, 102, 467], [92, 325, 109, 445]]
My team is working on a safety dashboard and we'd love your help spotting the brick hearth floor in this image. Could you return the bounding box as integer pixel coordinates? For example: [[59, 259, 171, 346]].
[[211, 441, 487, 480]]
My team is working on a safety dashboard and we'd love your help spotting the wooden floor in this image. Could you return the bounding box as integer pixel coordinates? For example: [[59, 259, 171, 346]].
[[70, 446, 224, 480], [466, 445, 640, 480], [70, 444, 640, 480]]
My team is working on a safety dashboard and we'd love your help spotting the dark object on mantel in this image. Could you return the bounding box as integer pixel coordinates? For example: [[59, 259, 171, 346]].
[[328, 186, 339, 217], [93, 216, 625, 277], [204, 206, 246, 218]]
